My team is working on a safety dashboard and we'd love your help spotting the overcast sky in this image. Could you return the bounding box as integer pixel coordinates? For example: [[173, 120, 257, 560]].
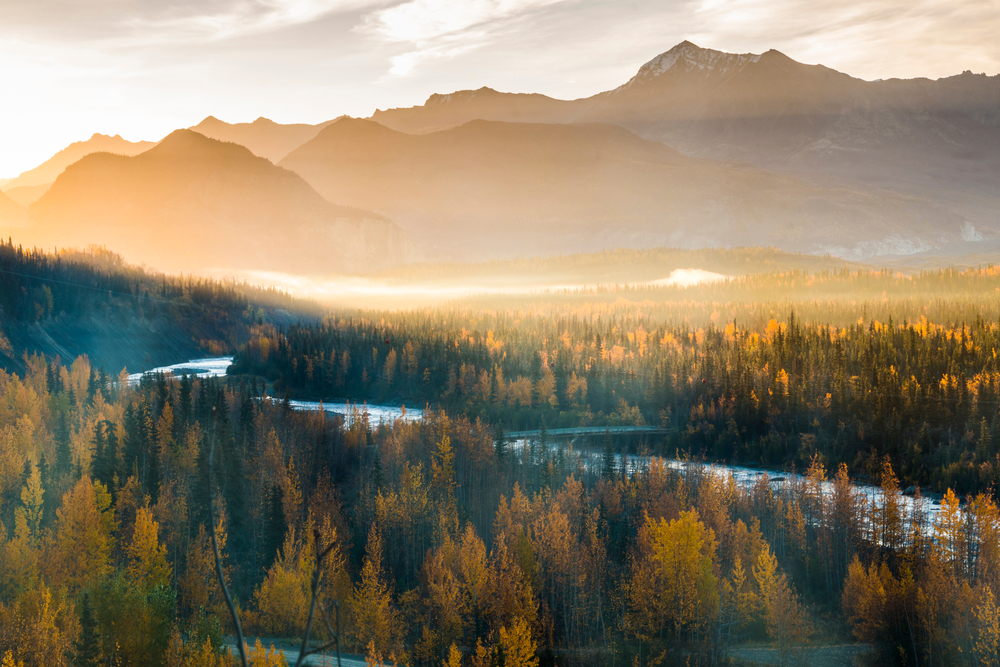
[[2, 0, 999, 177]]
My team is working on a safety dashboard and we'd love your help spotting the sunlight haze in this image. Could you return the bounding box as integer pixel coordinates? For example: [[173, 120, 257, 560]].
[[2, 0, 999, 176]]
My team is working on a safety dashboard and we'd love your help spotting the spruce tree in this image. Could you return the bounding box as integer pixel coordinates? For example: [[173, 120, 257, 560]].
[[179, 374, 192, 428], [103, 421, 119, 498], [494, 424, 507, 461], [146, 430, 161, 505], [602, 429, 616, 480], [54, 410, 73, 479], [91, 422, 105, 480], [371, 447, 385, 492], [85, 367, 97, 406], [264, 484, 287, 568], [74, 592, 101, 667]]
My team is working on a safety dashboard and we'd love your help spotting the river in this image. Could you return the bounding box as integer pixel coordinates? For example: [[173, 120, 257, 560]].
[[131, 356, 422, 425], [137, 356, 945, 526]]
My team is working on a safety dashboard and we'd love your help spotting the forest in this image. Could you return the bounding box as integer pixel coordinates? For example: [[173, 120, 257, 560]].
[[231, 266, 1000, 496], [1, 256, 1000, 666], [0, 352, 998, 667]]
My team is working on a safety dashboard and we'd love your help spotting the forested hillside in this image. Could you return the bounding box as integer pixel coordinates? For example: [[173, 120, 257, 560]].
[[0, 240, 316, 375]]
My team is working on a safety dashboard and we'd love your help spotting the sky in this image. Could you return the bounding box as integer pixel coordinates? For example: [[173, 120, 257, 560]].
[[2, 0, 999, 178]]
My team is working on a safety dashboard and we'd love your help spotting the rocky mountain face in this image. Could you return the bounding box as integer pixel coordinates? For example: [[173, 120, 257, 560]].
[[22, 130, 416, 275], [371, 41, 1000, 255], [280, 117, 963, 260]]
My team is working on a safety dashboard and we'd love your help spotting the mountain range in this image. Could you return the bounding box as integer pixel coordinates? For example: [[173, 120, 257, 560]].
[[280, 117, 961, 259], [371, 41, 1000, 248], [3, 40, 998, 272], [1, 133, 155, 206], [188, 115, 338, 163], [24, 130, 415, 275]]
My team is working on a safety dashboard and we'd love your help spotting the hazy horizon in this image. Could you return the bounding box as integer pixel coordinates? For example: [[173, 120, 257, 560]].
[[3, 0, 1000, 177]]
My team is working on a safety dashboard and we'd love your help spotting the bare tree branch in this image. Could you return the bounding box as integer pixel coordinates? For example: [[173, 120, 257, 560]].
[[209, 415, 249, 667], [295, 529, 343, 667]]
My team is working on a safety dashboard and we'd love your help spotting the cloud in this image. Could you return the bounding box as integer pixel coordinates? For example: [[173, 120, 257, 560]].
[[2, 0, 373, 44], [124, 0, 369, 42], [358, 0, 573, 76]]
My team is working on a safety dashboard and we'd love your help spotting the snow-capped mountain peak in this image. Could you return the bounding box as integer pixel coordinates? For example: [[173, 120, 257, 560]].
[[618, 41, 760, 90]]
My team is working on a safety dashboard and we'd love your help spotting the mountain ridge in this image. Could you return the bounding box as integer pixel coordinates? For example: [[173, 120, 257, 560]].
[[369, 40, 1000, 242], [189, 115, 341, 163], [1, 133, 156, 196], [20, 129, 416, 275], [280, 117, 965, 261]]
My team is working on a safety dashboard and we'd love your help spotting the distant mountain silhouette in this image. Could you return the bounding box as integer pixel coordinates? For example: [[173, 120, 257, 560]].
[[371, 41, 1000, 245], [190, 116, 340, 163], [24, 130, 415, 275], [280, 117, 962, 260], [2, 133, 155, 193], [0, 190, 27, 228], [3, 183, 52, 207]]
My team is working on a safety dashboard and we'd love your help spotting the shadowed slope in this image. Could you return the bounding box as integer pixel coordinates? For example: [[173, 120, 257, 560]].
[[25, 130, 416, 275]]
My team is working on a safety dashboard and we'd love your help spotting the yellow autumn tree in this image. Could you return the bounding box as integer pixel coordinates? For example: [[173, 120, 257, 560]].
[[443, 644, 462, 667], [975, 586, 1000, 667], [471, 617, 538, 667], [498, 617, 539, 667], [250, 523, 335, 637], [422, 539, 466, 649], [127, 506, 172, 592], [352, 525, 404, 661], [179, 521, 230, 621], [629, 510, 719, 643], [753, 544, 811, 662], [458, 523, 489, 632], [47, 477, 114, 591], [246, 639, 289, 667]]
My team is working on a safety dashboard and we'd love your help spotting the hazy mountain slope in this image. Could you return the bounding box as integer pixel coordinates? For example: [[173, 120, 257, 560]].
[[0, 190, 27, 227], [373, 87, 572, 134], [2, 133, 155, 191], [24, 130, 416, 275], [281, 118, 963, 260], [3, 183, 52, 207], [190, 115, 339, 163], [370, 41, 1000, 240]]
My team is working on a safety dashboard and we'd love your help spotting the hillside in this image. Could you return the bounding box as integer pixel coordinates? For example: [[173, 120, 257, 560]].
[[0, 241, 321, 375], [22, 129, 417, 275], [190, 115, 339, 163], [371, 41, 1000, 242], [281, 117, 963, 260]]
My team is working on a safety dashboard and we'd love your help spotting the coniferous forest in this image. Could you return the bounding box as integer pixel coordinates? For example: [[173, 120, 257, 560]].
[[1, 251, 1000, 667]]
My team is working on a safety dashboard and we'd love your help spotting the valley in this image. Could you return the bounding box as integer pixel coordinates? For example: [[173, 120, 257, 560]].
[[0, 26, 999, 667]]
